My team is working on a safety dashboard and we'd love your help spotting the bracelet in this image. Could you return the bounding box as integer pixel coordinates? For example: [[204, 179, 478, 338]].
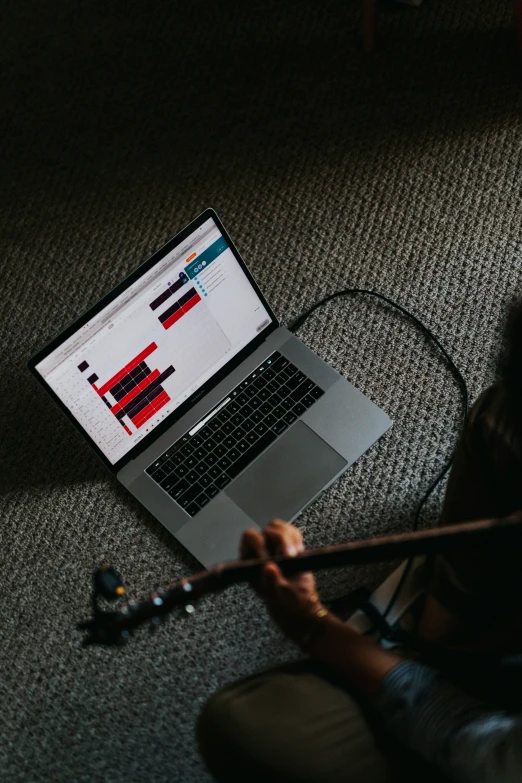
[[299, 595, 331, 651]]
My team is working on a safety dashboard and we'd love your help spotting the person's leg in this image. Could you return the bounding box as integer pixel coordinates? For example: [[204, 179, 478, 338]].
[[197, 658, 394, 783]]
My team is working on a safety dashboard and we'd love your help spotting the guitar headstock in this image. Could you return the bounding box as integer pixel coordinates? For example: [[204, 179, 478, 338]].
[[77, 565, 212, 646]]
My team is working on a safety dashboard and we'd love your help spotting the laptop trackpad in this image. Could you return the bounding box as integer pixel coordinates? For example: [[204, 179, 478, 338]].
[[226, 421, 347, 526]]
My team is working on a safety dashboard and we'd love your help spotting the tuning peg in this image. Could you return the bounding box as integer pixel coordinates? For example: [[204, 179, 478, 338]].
[[94, 566, 126, 601]]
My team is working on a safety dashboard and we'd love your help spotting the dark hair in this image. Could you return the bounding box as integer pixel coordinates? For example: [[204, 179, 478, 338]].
[[496, 298, 522, 440]]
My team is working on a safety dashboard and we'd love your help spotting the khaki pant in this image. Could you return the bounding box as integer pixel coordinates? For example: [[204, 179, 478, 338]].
[[197, 658, 445, 783]]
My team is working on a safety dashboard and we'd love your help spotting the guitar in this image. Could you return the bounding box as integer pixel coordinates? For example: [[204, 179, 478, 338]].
[[78, 513, 522, 646]]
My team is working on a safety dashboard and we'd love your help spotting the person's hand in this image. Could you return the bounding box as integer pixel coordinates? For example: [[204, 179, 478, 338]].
[[240, 519, 328, 646]]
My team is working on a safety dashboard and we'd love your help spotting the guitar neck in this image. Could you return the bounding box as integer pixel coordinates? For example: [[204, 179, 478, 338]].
[[79, 513, 522, 645], [210, 512, 522, 586]]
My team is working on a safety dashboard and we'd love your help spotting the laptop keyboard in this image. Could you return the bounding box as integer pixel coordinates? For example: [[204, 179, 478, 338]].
[[145, 352, 324, 517]]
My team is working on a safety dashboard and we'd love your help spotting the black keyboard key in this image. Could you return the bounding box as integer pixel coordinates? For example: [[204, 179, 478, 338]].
[[236, 439, 249, 453], [186, 470, 199, 484], [278, 367, 295, 382], [273, 420, 288, 435], [251, 410, 263, 424], [191, 434, 204, 448], [293, 403, 306, 417], [289, 382, 310, 404], [194, 447, 207, 461], [218, 409, 231, 424], [311, 387, 324, 400], [271, 392, 283, 406], [244, 385, 257, 400], [228, 447, 240, 462], [257, 388, 270, 401], [232, 425, 246, 440], [176, 463, 188, 477], [227, 430, 277, 479], [249, 396, 261, 409], [160, 474, 178, 492], [206, 483, 219, 498], [253, 376, 267, 391], [260, 402, 272, 416], [265, 414, 277, 428], [147, 458, 167, 475], [217, 456, 232, 471], [208, 419, 221, 433], [281, 397, 294, 411], [185, 456, 197, 469], [194, 463, 207, 477], [177, 482, 203, 507], [283, 411, 297, 425], [151, 467, 167, 483], [180, 443, 193, 459], [205, 453, 218, 467], [273, 405, 285, 419], [242, 418, 255, 432], [162, 446, 180, 461], [215, 473, 231, 490], [272, 356, 289, 372], [171, 452, 184, 466], [213, 430, 225, 444], [255, 422, 268, 437], [185, 502, 200, 517], [196, 492, 210, 508], [242, 403, 254, 417], [224, 436, 236, 450], [246, 430, 259, 445], [302, 394, 315, 409], [200, 474, 213, 488], [228, 402, 240, 414], [236, 393, 248, 406], [214, 443, 227, 457], [162, 459, 175, 474], [209, 465, 221, 479], [199, 425, 212, 440], [204, 436, 217, 451], [286, 372, 305, 391], [231, 413, 243, 427], [222, 421, 234, 435], [266, 380, 279, 394], [169, 478, 189, 501], [263, 368, 276, 381]]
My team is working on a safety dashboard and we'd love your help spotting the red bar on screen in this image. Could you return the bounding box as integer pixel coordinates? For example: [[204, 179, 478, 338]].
[[110, 369, 161, 414], [182, 293, 201, 313], [162, 308, 185, 330], [96, 342, 158, 396], [123, 424, 132, 435], [132, 391, 170, 428]]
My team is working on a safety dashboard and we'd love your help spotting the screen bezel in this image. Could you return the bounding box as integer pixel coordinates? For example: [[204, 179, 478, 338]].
[[27, 208, 279, 474]]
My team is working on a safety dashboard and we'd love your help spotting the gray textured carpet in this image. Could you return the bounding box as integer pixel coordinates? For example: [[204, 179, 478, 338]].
[[1, 1, 521, 780]]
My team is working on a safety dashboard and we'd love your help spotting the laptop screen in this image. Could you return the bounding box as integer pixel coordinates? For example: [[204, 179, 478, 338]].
[[34, 216, 272, 465]]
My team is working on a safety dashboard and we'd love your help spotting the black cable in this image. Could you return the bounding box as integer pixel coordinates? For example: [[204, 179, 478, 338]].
[[289, 288, 469, 623]]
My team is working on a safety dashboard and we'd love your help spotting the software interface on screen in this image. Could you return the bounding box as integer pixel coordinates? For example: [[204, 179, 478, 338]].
[[36, 218, 272, 464]]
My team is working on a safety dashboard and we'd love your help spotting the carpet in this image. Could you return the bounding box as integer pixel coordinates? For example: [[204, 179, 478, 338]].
[[1, 1, 521, 780]]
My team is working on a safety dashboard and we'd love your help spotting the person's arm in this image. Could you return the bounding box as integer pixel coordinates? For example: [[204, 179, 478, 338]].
[[241, 520, 522, 783], [377, 659, 522, 783]]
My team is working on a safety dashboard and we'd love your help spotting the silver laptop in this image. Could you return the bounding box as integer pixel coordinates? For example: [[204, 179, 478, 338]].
[[29, 209, 391, 567]]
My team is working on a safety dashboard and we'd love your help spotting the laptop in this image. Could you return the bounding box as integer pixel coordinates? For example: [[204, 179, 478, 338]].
[[28, 209, 392, 567]]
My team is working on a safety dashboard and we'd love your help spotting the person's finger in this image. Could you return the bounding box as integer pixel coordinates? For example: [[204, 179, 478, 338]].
[[264, 520, 304, 556], [261, 562, 288, 596], [240, 528, 268, 560]]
